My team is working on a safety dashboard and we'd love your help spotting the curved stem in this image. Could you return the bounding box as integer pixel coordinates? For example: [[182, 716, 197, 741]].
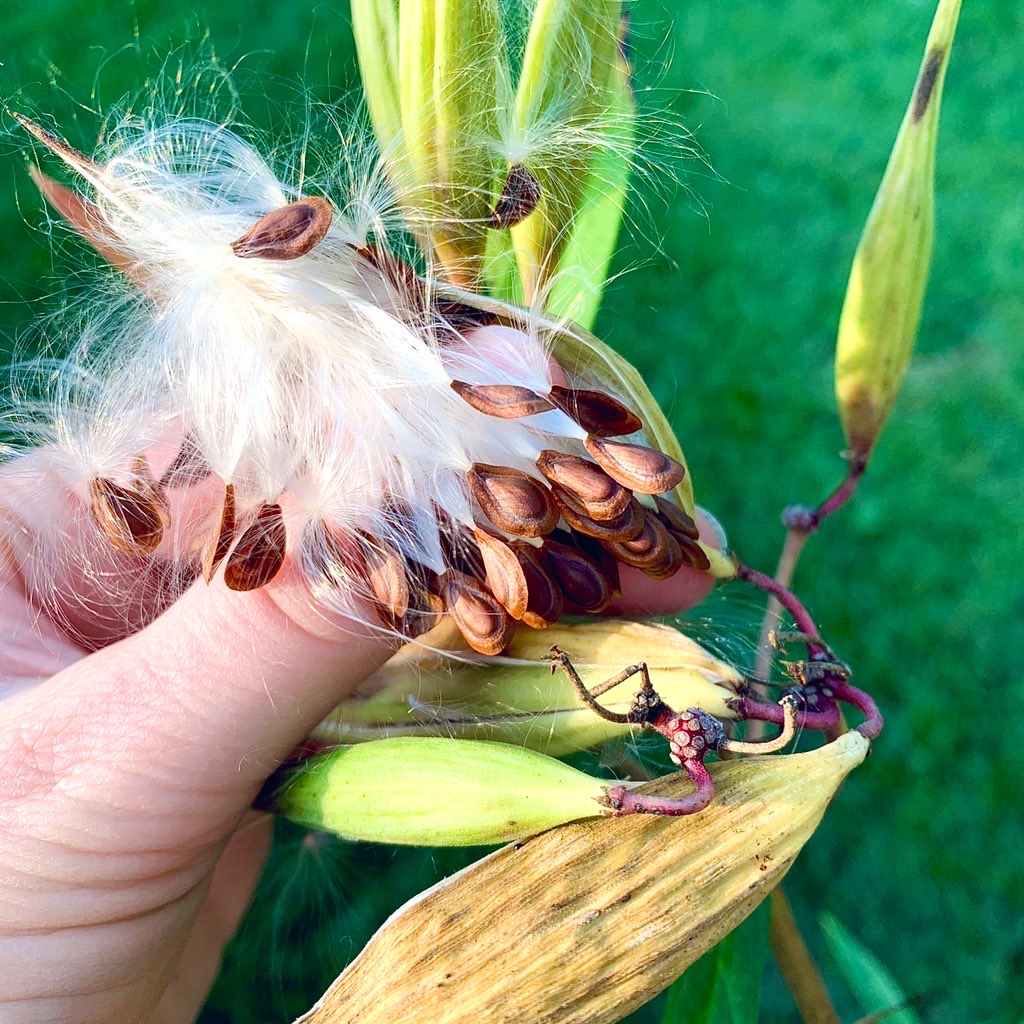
[[755, 529, 810, 682], [735, 693, 842, 734], [734, 561, 824, 650], [604, 757, 715, 817], [721, 696, 798, 754], [830, 681, 884, 740]]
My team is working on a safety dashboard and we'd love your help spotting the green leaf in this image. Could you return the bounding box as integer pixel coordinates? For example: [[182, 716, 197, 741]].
[[661, 899, 770, 1024], [545, 41, 635, 331], [820, 911, 924, 1024]]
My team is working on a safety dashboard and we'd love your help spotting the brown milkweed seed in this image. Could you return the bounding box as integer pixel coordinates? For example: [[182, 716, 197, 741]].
[[451, 381, 554, 419], [583, 435, 686, 495], [542, 539, 615, 614], [473, 528, 529, 620], [202, 483, 237, 582], [550, 489, 645, 544], [442, 571, 515, 655], [488, 162, 542, 230], [224, 503, 287, 592], [603, 509, 675, 571], [231, 197, 333, 260], [89, 473, 169, 556], [160, 434, 213, 489], [674, 534, 713, 572], [654, 495, 700, 540], [535, 451, 631, 521], [467, 464, 559, 538], [548, 386, 643, 437], [361, 536, 411, 626], [510, 541, 564, 629]]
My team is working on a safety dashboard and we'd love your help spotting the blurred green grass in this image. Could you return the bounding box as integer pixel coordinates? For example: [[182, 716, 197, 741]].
[[3, 2, 1022, 1022]]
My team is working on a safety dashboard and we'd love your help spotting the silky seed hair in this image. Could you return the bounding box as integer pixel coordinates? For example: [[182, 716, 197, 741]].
[[4, 62, 706, 657]]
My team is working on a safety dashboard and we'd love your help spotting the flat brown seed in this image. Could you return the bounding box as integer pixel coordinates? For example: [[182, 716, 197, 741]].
[[402, 589, 444, 638], [488, 163, 542, 230], [542, 539, 614, 614], [641, 532, 685, 581], [89, 476, 168, 556], [510, 541, 564, 629], [603, 510, 674, 571], [202, 484, 237, 582], [451, 381, 554, 419], [535, 451, 631, 521], [231, 197, 333, 260], [673, 533, 713, 572], [550, 489, 645, 543], [160, 435, 213, 489], [224, 503, 287, 592], [473, 528, 529, 620], [583, 435, 686, 495], [467, 464, 559, 538], [361, 536, 411, 625], [548, 386, 643, 437], [653, 495, 700, 539], [442, 572, 515, 655]]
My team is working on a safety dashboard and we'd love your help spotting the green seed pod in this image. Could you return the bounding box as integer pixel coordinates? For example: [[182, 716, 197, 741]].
[[263, 736, 609, 846], [298, 732, 870, 1023], [834, 0, 961, 461], [312, 621, 742, 756]]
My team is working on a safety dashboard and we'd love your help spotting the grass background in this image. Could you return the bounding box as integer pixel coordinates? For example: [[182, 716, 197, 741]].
[[2, 1, 1022, 1021]]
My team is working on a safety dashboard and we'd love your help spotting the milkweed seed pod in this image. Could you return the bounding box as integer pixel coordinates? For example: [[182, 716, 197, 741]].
[[313, 620, 743, 756], [9, 110, 717, 655]]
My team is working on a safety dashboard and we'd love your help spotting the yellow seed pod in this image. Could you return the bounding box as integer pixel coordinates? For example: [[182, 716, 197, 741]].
[[264, 736, 609, 846], [834, 0, 961, 460], [297, 731, 870, 1023], [312, 621, 743, 756]]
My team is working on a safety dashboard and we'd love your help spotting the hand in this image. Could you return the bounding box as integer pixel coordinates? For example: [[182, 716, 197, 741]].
[[0, 453, 719, 1024]]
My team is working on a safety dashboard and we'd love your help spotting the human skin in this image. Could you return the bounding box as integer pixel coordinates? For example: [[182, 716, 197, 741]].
[[0, 450, 718, 1024]]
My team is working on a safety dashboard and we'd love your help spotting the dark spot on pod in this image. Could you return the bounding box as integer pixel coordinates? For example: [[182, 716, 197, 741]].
[[451, 381, 555, 419], [89, 458, 170, 556], [672, 533, 712, 572], [602, 509, 675, 572], [160, 434, 212, 490], [473, 527, 529, 620], [550, 488, 645, 543], [467, 463, 559, 538], [442, 571, 515, 655], [224, 502, 287, 592], [231, 197, 333, 260], [548, 386, 642, 437], [653, 494, 700, 540], [912, 47, 945, 122], [202, 483, 236, 582], [541, 538, 615, 614], [583, 435, 685, 495], [535, 450, 632, 521], [488, 163, 542, 230], [509, 541, 564, 629]]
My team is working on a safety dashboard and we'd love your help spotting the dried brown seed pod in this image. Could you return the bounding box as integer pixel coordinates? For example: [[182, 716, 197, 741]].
[[509, 541, 564, 629], [550, 489, 645, 544], [231, 197, 333, 260], [223, 502, 287, 591], [201, 483, 236, 582], [542, 539, 615, 614], [653, 494, 700, 540], [466, 464, 559, 538], [583, 435, 686, 495], [535, 451, 631, 521], [473, 528, 529, 620], [488, 163, 542, 229], [442, 571, 515, 655], [451, 381, 554, 419], [548, 386, 643, 437]]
